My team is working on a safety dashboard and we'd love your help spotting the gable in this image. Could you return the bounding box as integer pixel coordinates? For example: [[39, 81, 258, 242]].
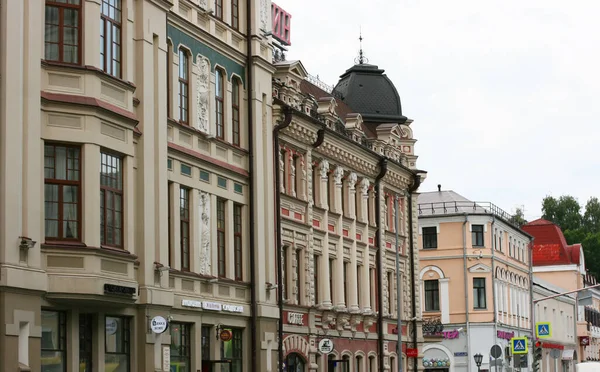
[[468, 263, 491, 273]]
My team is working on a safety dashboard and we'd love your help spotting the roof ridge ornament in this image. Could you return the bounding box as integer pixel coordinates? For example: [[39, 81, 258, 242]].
[[354, 27, 369, 65]]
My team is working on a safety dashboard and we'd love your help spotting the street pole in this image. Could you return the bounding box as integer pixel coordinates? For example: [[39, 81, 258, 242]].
[[395, 196, 403, 372]]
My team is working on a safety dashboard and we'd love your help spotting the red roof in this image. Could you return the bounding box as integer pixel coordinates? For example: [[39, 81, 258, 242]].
[[522, 219, 580, 266]]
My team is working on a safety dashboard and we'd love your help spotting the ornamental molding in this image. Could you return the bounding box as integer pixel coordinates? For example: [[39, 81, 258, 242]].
[[198, 191, 211, 275]]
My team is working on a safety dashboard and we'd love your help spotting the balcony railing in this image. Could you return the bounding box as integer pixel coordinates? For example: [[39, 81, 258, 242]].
[[418, 201, 515, 222]]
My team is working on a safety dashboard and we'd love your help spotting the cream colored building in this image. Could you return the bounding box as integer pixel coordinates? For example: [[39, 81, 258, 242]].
[[533, 277, 578, 371], [271, 60, 427, 371], [0, 0, 279, 371], [418, 188, 533, 372]]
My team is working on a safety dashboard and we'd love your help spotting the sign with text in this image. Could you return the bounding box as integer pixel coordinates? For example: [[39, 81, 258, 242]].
[[536, 322, 552, 338], [286, 312, 305, 326], [318, 338, 334, 354], [511, 337, 528, 355], [271, 3, 291, 45]]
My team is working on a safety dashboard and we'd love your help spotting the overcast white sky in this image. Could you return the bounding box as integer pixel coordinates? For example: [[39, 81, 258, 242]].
[[274, 0, 600, 220]]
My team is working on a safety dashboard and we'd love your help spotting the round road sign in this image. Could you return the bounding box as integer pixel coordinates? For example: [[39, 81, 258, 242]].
[[490, 345, 502, 359]]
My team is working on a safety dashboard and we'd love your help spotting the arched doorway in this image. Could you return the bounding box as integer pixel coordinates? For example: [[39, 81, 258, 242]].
[[286, 352, 306, 372]]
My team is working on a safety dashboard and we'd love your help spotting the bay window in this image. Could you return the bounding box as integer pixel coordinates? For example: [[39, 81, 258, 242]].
[[100, 152, 123, 248], [100, 0, 122, 78]]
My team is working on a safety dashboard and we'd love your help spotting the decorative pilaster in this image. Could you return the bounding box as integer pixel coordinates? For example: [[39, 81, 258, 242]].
[[195, 56, 210, 133], [289, 151, 296, 197], [333, 166, 344, 214], [198, 191, 211, 276], [318, 160, 329, 209]]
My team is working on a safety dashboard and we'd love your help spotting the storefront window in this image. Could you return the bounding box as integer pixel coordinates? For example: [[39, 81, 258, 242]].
[[105, 316, 130, 372], [221, 328, 243, 372], [79, 314, 94, 372], [286, 353, 306, 372], [41, 310, 66, 372], [171, 323, 192, 372]]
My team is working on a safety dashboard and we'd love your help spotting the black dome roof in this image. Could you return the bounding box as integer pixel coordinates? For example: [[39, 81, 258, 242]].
[[332, 63, 406, 124]]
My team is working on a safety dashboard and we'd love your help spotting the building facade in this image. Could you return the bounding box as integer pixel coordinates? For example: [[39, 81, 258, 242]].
[[533, 277, 578, 372], [272, 60, 426, 371], [418, 189, 533, 372], [522, 219, 600, 365], [0, 0, 279, 371]]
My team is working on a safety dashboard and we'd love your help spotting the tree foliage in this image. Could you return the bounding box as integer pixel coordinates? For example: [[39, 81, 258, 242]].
[[541, 195, 600, 278], [510, 207, 527, 227]]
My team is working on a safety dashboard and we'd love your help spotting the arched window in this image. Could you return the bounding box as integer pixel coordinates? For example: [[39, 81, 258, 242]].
[[285, 353, 306, 372], [215, 69, 225, 139], [178, 48, 189, 124], [231, 78, 241, 146]]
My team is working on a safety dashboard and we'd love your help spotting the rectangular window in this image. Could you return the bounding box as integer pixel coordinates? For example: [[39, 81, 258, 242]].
[[343, 262, 348, 305], [100, 0, 122, 78], [234, 183, 243, 194], [472, 224, 484, 247], [217, 177, 227, 189], [41, 310, 66, 372], [180, 163, 192, 176], [329, 259, 334, 302], [220, 329, 243, 372], [45, 0, 81, 64], [200, 170, 210, 182], [314, 255, 319, 305], [215, 0, 223, 19], [217, 198, 226, 277], [170, 323, 191, 371], [356, 265, 362, 308], [424, 280, 440, 311], [231, 0, 239, 30], [387, 271, 393, 314], [232, 79, 241, 146], [44, 144, 81, 241], [79, 314, 93, 372], [234, 204, 243, 281], [180, 188, 190, 271], [282, 246, 289, 300], [215, 69, 225, 139], [370, 268, 377, 310], [168, 182, 173, 267], [105, 316, 130, 371], [422, 226, 437, 249], [178, 49, 189, 124], [201, 325, 211, 361], [167, 158, 173, 170], [100, 152, 123, 248], [473, 278, 487, 309], [167, 42, 172, 117], [296, 249, 302, 304]]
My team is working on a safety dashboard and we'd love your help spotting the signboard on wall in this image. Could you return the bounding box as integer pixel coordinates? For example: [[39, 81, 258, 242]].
[[271, 3, 291, 45]]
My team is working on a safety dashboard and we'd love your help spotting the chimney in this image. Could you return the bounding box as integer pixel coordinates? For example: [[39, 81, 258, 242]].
[[437, 184, 441, 192]]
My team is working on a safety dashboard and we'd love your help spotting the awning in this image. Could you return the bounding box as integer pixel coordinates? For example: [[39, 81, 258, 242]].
[[562, 349, 575, 360]]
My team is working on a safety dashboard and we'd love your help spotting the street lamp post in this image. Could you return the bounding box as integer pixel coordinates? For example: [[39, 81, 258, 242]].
[[474, 353, 483, 372]]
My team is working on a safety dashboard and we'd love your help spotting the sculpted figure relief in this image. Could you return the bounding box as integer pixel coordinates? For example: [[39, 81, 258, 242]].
[[348, 172, 358, 190], [333, 166, 344, 186], [198, 191, 211, 275], [196, 57, 210, 133], [360, 178, 370, 196], [319, 160, 329, 180]]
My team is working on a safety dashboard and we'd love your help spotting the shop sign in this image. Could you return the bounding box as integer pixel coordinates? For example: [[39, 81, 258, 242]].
[[202, 301, 223, 311], [106, 317, 118, 335], [580, 336, 590, 346], [162, 346, 170, 372], [318, 338, 334, 354], [220, 329, 233, 342], [407, 348, 419, 358], [104, 283, 136, 296], [223, 304, 244, 313], [150, 316, 168, 334], [182, 299, 202, 308], [541, 342, 564, 350], [497, 330, 515, 340], [442, 329, 460, 339], [287, 312, 304, 326], [454, 352, 468, 357]]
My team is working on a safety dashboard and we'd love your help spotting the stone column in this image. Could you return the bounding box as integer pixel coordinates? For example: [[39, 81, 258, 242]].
[[333, 166, 344, 214], [83, 144, 101, 247], [226, 199, 234, 279], [318, 160, 329, 209], [320, 235, 332, 308], [289, 151, 296, 197], [279, 146, 286, 193]]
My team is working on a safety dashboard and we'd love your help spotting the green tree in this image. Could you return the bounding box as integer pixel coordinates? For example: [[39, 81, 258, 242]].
[[541, 195, 582, 231], [510, 207, 527, 227], [584, 197, 600, 233]]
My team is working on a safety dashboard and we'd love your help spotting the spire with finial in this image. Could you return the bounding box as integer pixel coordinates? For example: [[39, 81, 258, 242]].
[[355, 27, 368, 65]]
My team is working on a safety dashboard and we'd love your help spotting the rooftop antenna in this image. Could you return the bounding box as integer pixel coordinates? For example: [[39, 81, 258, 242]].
[[355, 26, 368, 65]]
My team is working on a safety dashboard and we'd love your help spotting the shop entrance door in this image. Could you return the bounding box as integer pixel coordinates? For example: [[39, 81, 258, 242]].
[[200, 359, 232, 372]]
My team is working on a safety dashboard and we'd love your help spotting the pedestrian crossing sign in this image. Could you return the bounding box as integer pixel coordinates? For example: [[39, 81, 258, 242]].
[[511, 337, 528, 355], [536, 322, 552, 338]]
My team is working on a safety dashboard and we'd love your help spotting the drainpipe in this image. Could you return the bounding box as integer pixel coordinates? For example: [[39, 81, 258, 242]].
[[529, 237, 535, 362], [491, 217, 497, 345], [395, 195, 402, 372], [375, 158, 388, 372], [245, 5, 258, 371], [407, 173, 420, 372], [273, 107, 293, 372], [463, 214, 471, 372]]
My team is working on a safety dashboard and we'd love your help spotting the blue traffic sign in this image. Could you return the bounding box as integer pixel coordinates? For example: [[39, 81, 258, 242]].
[[536, 322, 552, 338], [511, 337, 528, 354]]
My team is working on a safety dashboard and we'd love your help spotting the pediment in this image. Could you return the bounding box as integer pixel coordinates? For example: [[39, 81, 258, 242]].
[[468, 263, 491, 273]]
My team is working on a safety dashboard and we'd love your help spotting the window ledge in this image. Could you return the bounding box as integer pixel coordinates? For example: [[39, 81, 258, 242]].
[[18, 364, 31, 372], [41, 60, 137, 91]]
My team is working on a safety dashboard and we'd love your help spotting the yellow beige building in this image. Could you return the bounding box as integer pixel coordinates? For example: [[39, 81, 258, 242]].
[[418, 188, 533, 372]]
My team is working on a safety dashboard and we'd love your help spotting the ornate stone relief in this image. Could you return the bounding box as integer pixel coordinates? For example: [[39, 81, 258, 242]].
[[195, 56, 210, 133], [333, 166, 344, 186], [197, 0, 208, 10], [318, 160, 329, 180], [199, 191, 211, 275], [348, 172, 357, 190], [260, 0, 269, 31]]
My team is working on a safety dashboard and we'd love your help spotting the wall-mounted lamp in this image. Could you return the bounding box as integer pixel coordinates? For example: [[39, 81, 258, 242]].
[[19, 237, 36, 250]]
